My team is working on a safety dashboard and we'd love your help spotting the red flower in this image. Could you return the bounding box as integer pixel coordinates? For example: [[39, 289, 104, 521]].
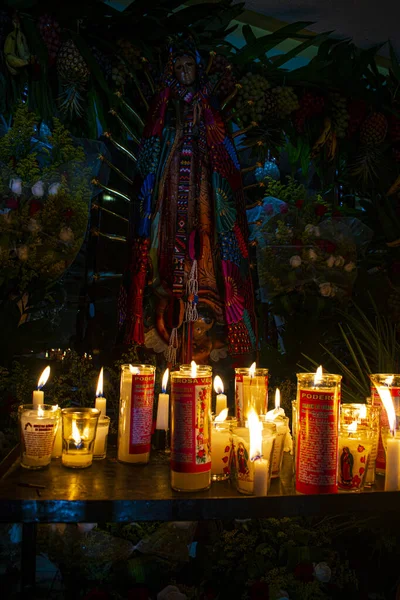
[[360, 456, 366, 464], [222, 456, 229, 463], [224, 446, 230, 453], [292, 238, 303, 249], [352, 475, 361, 487], [294, 562, 314, 583], [359, 467, 365, 475], [83, 589, 110, 600], [315, 204, 328, 217], [280, 203, 289, 214], [29, 200, 42, 216], [332, 210, 341, 217], [357, 445, 365, 453], [295, 199, 304, 209], [64, 208, 73, 220], [325, 241, 337, 253], [6, 198, 19, 210], [197, 449, 205, 458], [223, 466, 230, 474]]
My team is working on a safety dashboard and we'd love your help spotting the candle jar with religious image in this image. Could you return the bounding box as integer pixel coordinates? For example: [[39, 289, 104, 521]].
[[118, 364, 156, 464], [341, 403, 380, 486], [61, 408, 100, 469], [171, 364, 212, 491], [296, 369, 342, 495], [19, 404, 60, 469], [234, 366, 268, 424], [211, 414, 237, 481], [369, 374, 400, 475], [337, 420, 373, 492], [231, 424, 276, 495]]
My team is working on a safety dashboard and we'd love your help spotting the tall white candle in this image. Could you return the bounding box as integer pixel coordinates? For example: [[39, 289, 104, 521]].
[[95, 367, 107, 417], [248, 409, 268, 496], [253, 457, 269, 496], [156, 369, 170, 430], [32, 366, 50, 407], [374, 382, 400, 491], [214, 376, 227, 415], [51, 405, 62, 457]]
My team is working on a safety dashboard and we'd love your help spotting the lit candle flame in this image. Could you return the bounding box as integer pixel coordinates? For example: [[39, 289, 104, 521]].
[[384, 375, 394, 386], [215, 407, 229, 423], [359, 404, 367, 420], [214, 375, 224, 395], [375, 384, 396, 435], [314, 365, 323, 386], [248, 408, 262, 460], [249, 362, 256, 378], [37, 366, 50, 390], [37, 405, 44, 417], [162, 368, 169, 393], [129, 365, 140, 375], [275, 388, 280, 410], [96, 367, 103, 397], [71, 419, 82, 445], [348, 420, 358, 433], [191, 360, 197, 378]]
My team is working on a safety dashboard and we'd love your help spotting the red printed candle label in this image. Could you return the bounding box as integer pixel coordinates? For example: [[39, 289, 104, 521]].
[[22, 421, 55, 457], [235, 374, 244, 422], [371, 386, 400, 470], [171, 377, 211, 474], [129, 373, 155, 454], [296, 389, 339, 494]]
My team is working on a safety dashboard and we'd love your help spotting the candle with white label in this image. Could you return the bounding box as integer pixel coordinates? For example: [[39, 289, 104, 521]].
[[373, 382, 400, 491], [248, 410, 268, 496], [156, 369, 170, 430], [95, 367, 107, 417], [32, 366, 51, 406], [19, 404, 60, 469], [214, 376, 227, 415]]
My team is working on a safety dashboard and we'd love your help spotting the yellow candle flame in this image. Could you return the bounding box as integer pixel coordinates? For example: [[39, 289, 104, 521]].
[[359, 404, 367, 419], [275, 388, 280, 410], [384, 375, 394, 386], [37, 366, 50, 390], [375, 384, 396, 435], [96, 367, 103, 397], [348, 420, 358, 433], [191, 360, 197, 378], [162, 368, 169, 393], [314, 365, 323, 385], [215, 407, 229, 423], [249, 362, 256, 378], [71, 419, 82, 445], [129, 365, 140, 374], [37, 405, 44, 417], [248, 408, 262, 460], [214, 375, 224, 395]]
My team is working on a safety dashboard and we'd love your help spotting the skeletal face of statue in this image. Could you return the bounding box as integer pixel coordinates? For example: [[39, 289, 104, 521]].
[[173, 54, 196, 86]]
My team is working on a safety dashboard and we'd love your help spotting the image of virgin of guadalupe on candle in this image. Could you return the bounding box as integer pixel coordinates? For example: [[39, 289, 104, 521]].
[[340, 446, 354, 486], [119, 38, 256, 365]]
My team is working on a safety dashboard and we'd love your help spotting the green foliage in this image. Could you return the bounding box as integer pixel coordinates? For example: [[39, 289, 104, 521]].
[[46, 118, 86, 169], [263, 176, 306, 204]]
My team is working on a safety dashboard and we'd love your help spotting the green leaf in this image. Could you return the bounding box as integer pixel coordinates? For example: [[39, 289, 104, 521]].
[[271, 31, 333, 70], [389, 40, 400, 83], [242, 24, 257, 46], [235, 21, 315, 66]]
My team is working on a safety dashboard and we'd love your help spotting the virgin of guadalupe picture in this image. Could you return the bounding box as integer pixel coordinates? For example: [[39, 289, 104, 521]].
[[120, 38, 256, 365], [340, 446, 354, 486]]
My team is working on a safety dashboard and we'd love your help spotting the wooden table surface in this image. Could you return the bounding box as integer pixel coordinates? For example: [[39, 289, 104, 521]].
[[0, 445, 396, 523]]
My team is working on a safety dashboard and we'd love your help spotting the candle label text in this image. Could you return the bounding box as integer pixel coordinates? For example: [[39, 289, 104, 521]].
[[22, 421, 55, 458], [171, 377, 211, 473], [296, 388, 339, 494], [129, 373, 155, 454], [371, 386, 400, 471]]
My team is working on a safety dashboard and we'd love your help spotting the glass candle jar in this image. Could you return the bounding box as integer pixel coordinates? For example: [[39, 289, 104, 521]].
[[19, 404, 60, 469], [118, 364, 156, 464], [369, 374, 400, 474], [263, 415, 289, 478], [93, 416, 111, 459], [231, 423, 276, 495], [171, 365, 212, 492], [296, 371, 342, 494], [234, 367, 268, 424], [291, 400, 298, 474], [337, 422, 373, 492], [340, 403, 380, 486], [61, 408, 100, 469], [211, 417, 237, 481]]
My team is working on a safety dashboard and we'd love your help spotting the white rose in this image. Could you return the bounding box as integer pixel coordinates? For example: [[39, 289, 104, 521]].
[[10, 178, 22, 195], [49, 182, 61, 196], [305, 224, 315, 235], [16, 245, 29, 261], [319, 282, 333, 297], [308, 249, 318, 261], [158, 586, 187, 600], [313, 226, 321, 237], [326, 255, 335, 268], [344, 261, 356, 272], [314, 562, 331, 583], [32, 181, 45, 197], [335, 255, 345, 267], [290, 255, 302, 268], [27, 219, 40, 233], [59, 227, 74, 244]]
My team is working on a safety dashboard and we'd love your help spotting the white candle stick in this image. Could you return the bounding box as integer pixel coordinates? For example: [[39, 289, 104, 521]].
[[374, 382, 400, 491], [156, 369, 170, 430], [214, 375, 227, 415], [248, 409, 268, 496], [95, 367, 107, 417], [32, 366, 50, 406]]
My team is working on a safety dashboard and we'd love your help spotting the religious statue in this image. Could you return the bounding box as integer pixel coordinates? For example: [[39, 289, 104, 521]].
[[122, 40, 256, 364]]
